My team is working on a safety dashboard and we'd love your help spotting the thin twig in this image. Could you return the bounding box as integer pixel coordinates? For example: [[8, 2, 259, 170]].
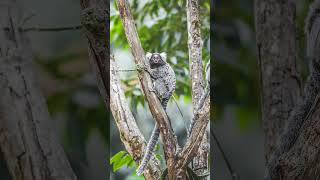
[[3, 25, 83, 32], [23, 25, 82, 32], [0, 2, 14, 7], [110, 69, 137, 72], [172, 95, 189, 134], [211, 129, 239, 180]]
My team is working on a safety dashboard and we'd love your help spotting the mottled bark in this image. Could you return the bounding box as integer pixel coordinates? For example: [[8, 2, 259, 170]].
[[186, 0, 209, 175], [187, 0, 205, 106], [256, 0, 320, 179], [0, 4, 76, 180], [80, 0, 109, 107], [277, 100, 320, 180], [110, 56, 161, 180], [178, 95, 210, 168], [255, 0, 302, 161]]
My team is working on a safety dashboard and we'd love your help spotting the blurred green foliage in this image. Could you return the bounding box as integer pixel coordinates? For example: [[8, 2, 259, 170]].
[[35, 52, 109, 162], [213, 0, 260, 129]]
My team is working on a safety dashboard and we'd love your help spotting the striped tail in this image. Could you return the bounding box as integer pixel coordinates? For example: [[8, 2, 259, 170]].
[[136, 94, 170, 175], [136, 125, 160, 176]]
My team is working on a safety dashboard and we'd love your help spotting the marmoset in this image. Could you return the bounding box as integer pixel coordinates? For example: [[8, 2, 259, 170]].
[[136, 52, 176, 176]]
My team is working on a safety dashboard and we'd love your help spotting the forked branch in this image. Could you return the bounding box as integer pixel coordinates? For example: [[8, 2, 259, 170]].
[[186, 0, 209, 174], [110, 55, 161, 179], [116, 0, 178, 178]]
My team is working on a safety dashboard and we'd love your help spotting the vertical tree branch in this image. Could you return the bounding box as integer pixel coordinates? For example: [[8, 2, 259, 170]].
[[115, 0, 178, 178], [186, 0, 209, 175], [80, 0, 109, 107], [0, 4, 76, 180], [178, 95, 210, 167], [255, 0, 302, 161], [256, 0, 320, 179], [187, 0, 205, 106], [110, 56, 161, 180]]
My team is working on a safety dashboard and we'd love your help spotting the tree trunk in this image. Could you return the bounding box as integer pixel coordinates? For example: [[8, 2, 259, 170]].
[[278, 101, 320, 179], [80, 0, 110, 107], [186, 0, 209, 175], [256, 0, 320, 179], [0, 4, 76, 180], [255, 0, 302, 161]]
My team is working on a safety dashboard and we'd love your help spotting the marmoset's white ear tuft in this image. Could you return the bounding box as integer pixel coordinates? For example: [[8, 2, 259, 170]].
[[146, 52, 152, 60], [160, 52, 167, 61]]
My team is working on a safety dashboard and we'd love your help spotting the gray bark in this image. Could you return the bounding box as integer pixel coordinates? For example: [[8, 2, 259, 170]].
[[80, 0, 110, 107], [256, 0, 320, 179], [186, 0, 209, 175], [277, 101, 320, 179], [0, 4, 76, 180], [177, 95, 210, 169], [255, 0, 302, 161]]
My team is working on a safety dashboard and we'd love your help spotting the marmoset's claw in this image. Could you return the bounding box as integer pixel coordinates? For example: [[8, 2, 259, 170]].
[[136, 64, 144, 72]]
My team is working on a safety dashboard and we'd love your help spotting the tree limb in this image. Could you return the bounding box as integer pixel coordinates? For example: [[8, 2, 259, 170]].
[[186, 0, 209, 174], [187, 0, 205, 107], [259, 0, 320, 179], [256, 0, 320, 180], [80, 0, 109, 107], [110, 55, 161, 180], [276, 100, 320, 180], [255, 0, 302, 161], [178, 95, 210, 168], [116, 0, 178, 178]]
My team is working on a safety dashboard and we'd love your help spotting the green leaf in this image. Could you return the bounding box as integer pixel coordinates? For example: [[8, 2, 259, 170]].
[[155, 154, 162, 161], [110, 151, 134, 172], [110, 151, 126, 165]]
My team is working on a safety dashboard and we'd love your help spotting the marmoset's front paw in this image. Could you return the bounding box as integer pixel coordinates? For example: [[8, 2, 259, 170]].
[[137, 64, 154, 77], [136, 63, 147, 72]]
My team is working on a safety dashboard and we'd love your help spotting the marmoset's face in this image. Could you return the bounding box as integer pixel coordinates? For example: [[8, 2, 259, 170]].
[[147, 53, 166, 69]]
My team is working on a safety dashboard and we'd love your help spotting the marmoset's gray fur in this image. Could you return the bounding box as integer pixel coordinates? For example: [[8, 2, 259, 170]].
[[136, 52, 176, 176]]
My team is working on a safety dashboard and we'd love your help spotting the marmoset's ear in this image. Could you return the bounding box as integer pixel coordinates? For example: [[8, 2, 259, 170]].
[[160, 52, 167, 61], [146, 52, 152, 60]]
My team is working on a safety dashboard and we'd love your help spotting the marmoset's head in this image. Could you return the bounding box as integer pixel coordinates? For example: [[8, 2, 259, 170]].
[[146, 52, 167, 69]]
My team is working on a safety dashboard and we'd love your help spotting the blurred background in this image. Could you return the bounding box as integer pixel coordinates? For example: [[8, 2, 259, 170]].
[[0, 0, 108, 179], [110, 0, 209, 179], [212, 0, 311, 179], [0, 0, 312, 179]]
